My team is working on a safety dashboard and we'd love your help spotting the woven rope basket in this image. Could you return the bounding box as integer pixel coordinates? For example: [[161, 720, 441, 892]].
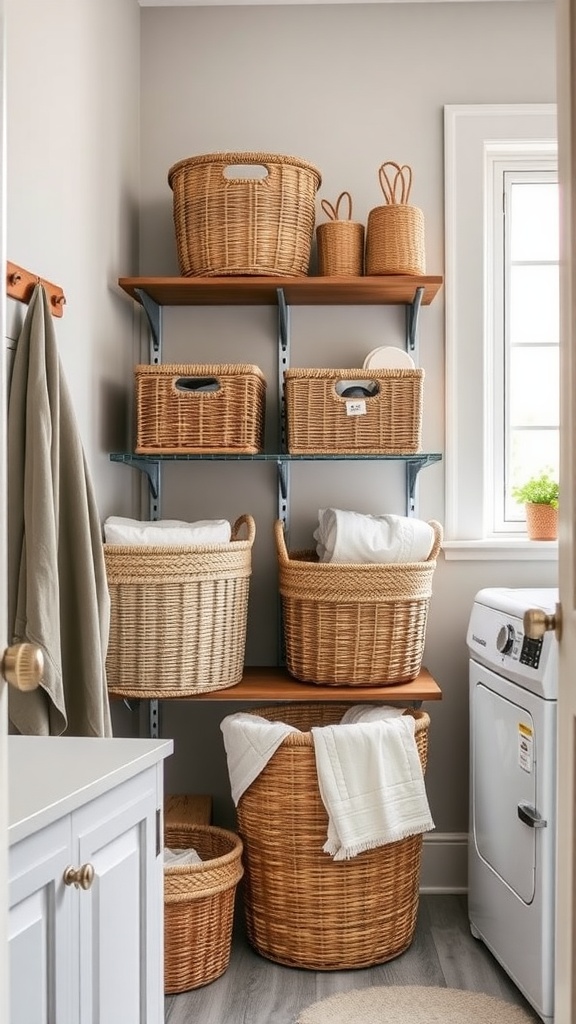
[[105, 514, 255, 698], [284, 367, 423, 454], [275, 518, 442, 686], [168, 152, 322, 277], [135, 363, 266, 455], [237, 703, 430, 970], [316, 191, 364, 276], [366, 162, 426, 275], [164, 823, 244, 992]]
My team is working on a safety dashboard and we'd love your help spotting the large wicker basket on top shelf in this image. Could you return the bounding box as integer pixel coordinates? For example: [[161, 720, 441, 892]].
[[275, 518, 443, 686], [168, 151, 322, 277], [104, 514, 255, 698], [237, 703, 430, 970]]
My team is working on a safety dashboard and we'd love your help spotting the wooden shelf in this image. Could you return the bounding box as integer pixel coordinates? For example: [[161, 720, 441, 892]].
[[118, 274, 443, 308], [109, 665, 442, 703]]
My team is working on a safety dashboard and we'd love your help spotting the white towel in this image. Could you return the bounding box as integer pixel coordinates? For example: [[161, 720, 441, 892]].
[[311, 705, 434, 860], [104, 516, 231, 546], [313, 509, 434, 564], [220, 712, 299, 805]]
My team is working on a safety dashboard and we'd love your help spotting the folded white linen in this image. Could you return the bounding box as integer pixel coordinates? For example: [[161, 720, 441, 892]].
[[311, 705, 434, 860], [164, 846, 203, 866], [313, 508, 434, 564], [104, 516, 231, 546], [220, 712, 299, 806]]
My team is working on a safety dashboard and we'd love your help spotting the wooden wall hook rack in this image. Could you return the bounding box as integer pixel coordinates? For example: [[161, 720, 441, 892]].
[[6, 260, 66, 317]]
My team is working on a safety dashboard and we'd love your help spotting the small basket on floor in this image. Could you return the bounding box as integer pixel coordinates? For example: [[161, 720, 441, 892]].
[[237, 703, 430, 970], [164, 822, 244, 993]]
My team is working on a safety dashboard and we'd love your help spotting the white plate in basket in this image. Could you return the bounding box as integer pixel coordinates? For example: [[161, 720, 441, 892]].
[[363, 346, 416, 370]]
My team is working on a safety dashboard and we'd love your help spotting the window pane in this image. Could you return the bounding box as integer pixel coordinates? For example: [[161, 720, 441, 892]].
[[510, 182, 559, 261], [509, 265, 559, 344], [509, 347, 559, 424]]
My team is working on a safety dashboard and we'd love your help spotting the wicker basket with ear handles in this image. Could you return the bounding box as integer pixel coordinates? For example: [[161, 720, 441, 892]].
[[366, 161, 426, 275], [316, 191, 365, 276]]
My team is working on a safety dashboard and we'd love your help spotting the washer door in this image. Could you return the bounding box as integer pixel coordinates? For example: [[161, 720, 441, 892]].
[[471, 679, 536, 903]]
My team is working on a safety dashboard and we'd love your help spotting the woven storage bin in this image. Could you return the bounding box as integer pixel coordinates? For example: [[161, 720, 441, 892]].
[[104, 514, 255, 698], [168, 152, 322, 277], [284, 367, 423, 454], [275, 518, 442, 686], [135, 363, 266, 455], [164, 822, 244, 992], [316, 191, 364, 276], [237, 703, 430, 970], [366, 162, 426, 276]]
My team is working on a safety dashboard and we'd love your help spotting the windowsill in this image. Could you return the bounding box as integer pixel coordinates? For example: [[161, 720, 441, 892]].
[[442, 538, 558, 561]]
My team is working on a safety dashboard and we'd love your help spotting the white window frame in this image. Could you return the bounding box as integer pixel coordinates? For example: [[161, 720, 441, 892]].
[[443, 104, 557, 561]]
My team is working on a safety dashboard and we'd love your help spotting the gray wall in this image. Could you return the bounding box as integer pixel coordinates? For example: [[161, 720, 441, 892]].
[[138, 2, 557, 855]]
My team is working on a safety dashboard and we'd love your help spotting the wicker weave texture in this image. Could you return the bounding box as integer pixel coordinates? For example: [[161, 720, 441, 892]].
[[284, 367, 423, 454], [365, 162, 426, 275], [135, 363, 266, 455], [237, 704, 430, 970], [168, 152, 322, 277], [105, 515, 255, 698], [275, 519, 442, 686], [316, 191, 364, 276], [164, 823, 244, 993]]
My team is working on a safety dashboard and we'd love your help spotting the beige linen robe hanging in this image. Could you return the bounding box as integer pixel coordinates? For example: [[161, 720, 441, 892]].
[[7, 284, 112, 736]]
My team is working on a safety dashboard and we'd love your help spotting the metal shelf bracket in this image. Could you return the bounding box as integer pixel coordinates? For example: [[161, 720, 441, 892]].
[[406, 286, 424, 352], [135, 289, 162, 363]]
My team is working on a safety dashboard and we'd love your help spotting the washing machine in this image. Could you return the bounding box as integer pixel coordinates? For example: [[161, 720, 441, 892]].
[[467, 587, 558, 1024]]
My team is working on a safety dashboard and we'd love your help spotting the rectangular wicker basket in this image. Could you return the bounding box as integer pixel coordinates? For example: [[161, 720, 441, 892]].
[[275, 518, 442, 686], [164, 822, 244, 992], [104, 514, 255, 698], [284, 367, 423, 454], [167, 151, 322, 277], [135, 363, 266, 455], [237, 703, 430, 970]]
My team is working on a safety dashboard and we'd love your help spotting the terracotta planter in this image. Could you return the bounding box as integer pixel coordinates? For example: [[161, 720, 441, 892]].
[[524, 502, 558, 541]]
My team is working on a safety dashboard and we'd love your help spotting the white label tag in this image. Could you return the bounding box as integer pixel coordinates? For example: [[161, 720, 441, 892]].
[[345, 399, 366, 417], [518, 722, 533, 773]]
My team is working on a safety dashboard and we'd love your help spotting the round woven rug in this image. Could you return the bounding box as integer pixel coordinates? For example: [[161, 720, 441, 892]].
[[296, 985, 537, 1024]]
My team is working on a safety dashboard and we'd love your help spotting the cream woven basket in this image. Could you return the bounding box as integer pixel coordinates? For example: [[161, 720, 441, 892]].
[[105, 514, 255, 697]]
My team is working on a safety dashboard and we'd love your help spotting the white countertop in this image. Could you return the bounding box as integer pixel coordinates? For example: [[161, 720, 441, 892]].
[[8, 735, 173, 845]]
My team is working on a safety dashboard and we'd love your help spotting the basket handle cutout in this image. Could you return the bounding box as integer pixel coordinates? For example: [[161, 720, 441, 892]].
[[174, 376, 221, 394], [378, 162, 413, 206], [334, 379, 380, 399], [223, 163, 270, 181], [320, 191, 353, 222]]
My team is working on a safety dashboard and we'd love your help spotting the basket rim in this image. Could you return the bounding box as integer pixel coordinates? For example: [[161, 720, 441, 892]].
[[135, 363, 266, 382], [284, 367, 423, 380], [164, 823, 243, 876], [168, 151, 322, 187], [275, 518, 443, 566], [245, 705, 430, 747], [104, 513, 256, 555]]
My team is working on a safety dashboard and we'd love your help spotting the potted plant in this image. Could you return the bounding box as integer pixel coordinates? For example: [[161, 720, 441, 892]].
[[512, 470, 559, 540]]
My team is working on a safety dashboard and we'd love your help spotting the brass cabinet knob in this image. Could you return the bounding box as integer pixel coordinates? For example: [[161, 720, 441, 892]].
[[63, 863, 95, 890], [523, 603, 562, 642], [2, 642, 44, 691]]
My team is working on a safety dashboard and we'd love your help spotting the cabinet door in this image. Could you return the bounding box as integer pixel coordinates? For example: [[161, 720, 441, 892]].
[[73, 766, 163, 1024], [8, 817, 73, 1024]]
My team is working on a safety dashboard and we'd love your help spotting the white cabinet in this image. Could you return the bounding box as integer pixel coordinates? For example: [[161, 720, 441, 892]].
[[8, 736, 173, 1024]]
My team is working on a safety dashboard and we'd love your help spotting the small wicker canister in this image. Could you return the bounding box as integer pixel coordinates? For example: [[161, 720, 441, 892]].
[[168, 152, 322, 277], [105, 514, 255, 698], [366, 162, 426, 275], [316, 191, 364, 276], [275, 517, 442, 686], [164, 823, 244, 992], [237, 703, 430, 970]]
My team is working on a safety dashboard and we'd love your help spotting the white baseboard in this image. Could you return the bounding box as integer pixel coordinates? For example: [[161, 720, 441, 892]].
[[420, 832, 468, 894]]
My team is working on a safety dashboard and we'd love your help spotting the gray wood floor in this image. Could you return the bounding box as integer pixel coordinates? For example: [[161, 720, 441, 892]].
[[164, 895, 543, 1024]]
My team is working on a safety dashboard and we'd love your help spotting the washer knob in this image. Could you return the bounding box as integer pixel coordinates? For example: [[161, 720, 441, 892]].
[[496, 624, 515, 654]]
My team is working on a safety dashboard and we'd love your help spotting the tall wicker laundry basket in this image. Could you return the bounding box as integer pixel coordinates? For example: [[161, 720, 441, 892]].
[[236, 703, 430, 971]]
